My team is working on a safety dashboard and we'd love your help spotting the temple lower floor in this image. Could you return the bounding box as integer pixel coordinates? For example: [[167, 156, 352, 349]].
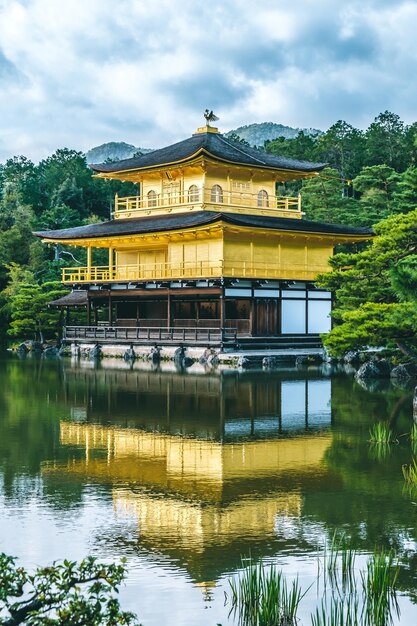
[[57, 280, 331, 347]]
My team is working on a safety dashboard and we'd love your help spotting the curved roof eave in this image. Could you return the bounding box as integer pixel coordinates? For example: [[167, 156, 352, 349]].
[[89, 132, 327, 176], [92, 148, 325, 177], [34, 211, 374, 242]]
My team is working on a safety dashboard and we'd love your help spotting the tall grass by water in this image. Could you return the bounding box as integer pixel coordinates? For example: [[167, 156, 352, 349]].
[[402, 457, 417, 488], [228, 559, 305, 626], [323, 531, 356, 591], [363, 550, 399, 626], [311, 596, 360, 626], [410, 423, 417, 454], [228, 542, 400, 626], [369, 422, 396, 444]]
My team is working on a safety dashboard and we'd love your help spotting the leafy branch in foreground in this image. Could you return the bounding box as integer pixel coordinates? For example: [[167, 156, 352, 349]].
[[0, 553, 140, 625]]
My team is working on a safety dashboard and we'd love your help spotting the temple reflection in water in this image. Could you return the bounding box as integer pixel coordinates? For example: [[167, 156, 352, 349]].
[[59, 366, 332, 440], [44, 365, 334, 583]]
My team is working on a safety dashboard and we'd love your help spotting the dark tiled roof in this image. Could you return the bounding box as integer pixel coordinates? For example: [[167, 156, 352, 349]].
[[49, 290, 88, 307], [34, 211, 373, 240], [90, 132, 326, 174]]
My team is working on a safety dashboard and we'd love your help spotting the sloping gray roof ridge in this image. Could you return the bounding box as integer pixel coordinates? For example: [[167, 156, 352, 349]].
[[34, 210, 373, 241], [49, 290, 88, 307], [89, 130, 326, 174], [89, 133, 206, 173], [215, 133, 267, 165], [210, 133, 325, 170], [221, 211, 373, 235]]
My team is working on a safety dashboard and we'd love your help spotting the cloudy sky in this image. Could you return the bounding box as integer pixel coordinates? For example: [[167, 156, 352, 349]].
[[0, 0, 416, 162]]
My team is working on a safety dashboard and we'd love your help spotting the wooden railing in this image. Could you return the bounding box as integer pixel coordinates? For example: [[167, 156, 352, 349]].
[[114, 188, 301, 218], [62, 260, 326, 284], [64, 325, 238, 346]]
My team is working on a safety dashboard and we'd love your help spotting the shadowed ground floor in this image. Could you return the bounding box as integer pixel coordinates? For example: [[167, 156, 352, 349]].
[[52, 279, 331, 349]]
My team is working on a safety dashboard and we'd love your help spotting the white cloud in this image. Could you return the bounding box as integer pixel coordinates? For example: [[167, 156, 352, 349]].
[[0, 0, 416, 161]]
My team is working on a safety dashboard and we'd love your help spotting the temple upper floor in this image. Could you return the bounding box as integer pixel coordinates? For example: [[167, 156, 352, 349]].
[[112, 183, 302, 220], [90, 125, 326, 221]]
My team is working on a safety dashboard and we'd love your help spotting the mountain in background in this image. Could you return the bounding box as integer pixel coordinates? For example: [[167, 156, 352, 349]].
[[85, 141, 153, 165], [85, 122, 322, 164], [225, 122, 322, 146]]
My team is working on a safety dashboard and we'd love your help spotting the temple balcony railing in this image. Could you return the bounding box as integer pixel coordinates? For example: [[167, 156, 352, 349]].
[[63, 325, 239, 346], [62, 260, 327, 284], [113, 188, 302, 220]]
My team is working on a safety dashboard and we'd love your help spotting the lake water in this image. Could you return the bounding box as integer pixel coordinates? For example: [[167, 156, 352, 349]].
[[1, 354, 417, 625]]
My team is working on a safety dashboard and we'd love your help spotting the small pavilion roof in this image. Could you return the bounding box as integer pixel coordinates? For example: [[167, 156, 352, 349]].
[[48, 290, 88, 307], [89, 131, 326, 175], [34, 211, 373, 241]]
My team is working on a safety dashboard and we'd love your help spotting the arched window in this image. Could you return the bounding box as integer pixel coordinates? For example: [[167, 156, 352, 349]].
[[211, 184, 223, 203], [257, 189, 269, 207], [188, 184, 200, 202], [147, 190, 157, 207]]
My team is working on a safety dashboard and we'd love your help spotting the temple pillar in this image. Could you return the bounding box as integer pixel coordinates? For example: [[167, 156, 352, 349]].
[[108, 293, 113, 326], [167, 292, 172, 330], [108, 246, 114, 279], [251, 300, 256, 336], [220, 289, 225, 348], [87, 297, 91, 325], [87, 246, 92, 280]]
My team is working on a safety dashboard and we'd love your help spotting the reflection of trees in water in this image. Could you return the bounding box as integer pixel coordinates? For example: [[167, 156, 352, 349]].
[[302, 375, 417, 592], [330, 373, 413, 432], [0, 356, 83, 505]]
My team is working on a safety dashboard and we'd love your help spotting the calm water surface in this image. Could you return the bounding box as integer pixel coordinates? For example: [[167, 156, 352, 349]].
[[1, 354, 417, 624]]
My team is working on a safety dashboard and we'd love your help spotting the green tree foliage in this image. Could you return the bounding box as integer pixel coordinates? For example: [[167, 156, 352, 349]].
[[390, 255, 417, 302], [265, 130, 318, 163], [35, 205, 83, 231], [0, 553, 140, 625], [1, 265, 68, 342], [0, 156, 41, 210], [315, 120, 366, 180], [0, 185, 34, 288], [226, 132, 250, 146], [352, 165, 400, 224], [391, 166, 417, 214], [365, 111, 409, 171], [301, 167, 359, 225], [317, 210, 417, 356]]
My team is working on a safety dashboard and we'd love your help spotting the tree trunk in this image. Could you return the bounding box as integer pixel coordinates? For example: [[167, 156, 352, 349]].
[[396, 340, 417, 360]]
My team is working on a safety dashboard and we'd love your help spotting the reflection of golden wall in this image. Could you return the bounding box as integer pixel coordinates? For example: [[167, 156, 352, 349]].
[[59, 422, 331, 483], [114, 491, 301, 549], [46, 421, 332, 578]]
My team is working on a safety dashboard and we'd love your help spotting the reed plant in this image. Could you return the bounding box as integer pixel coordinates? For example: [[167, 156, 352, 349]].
[[228, 559, 305, 626], [362, 549, 399, 626], [323, 531, 356, 591], [340, 543, 356, 590], [311, 596, 360, 626], [369, 422, 395, 444], [410, 423, 417, 454], [402, 458, 417, 488], [323, 532, 339, 586], [229, 545, 400, 626]]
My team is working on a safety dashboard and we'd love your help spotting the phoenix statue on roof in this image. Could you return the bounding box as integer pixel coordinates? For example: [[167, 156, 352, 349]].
[[204, 110, 219, 126]]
